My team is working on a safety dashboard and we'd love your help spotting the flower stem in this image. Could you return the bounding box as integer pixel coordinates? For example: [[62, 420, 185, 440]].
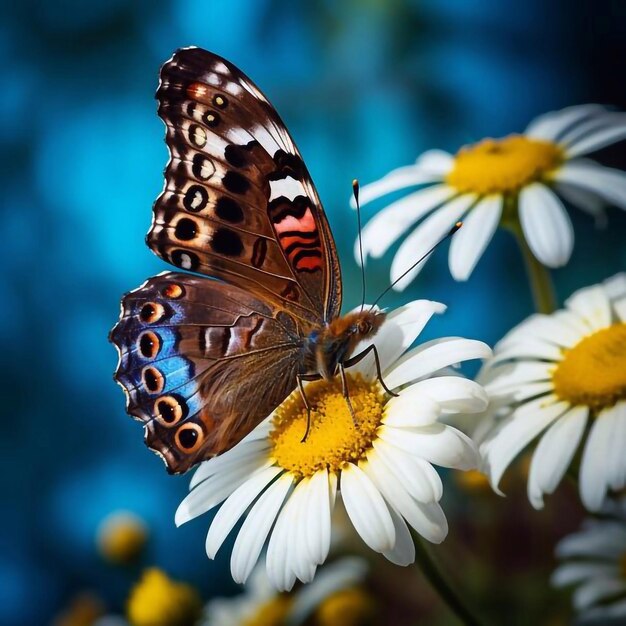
[[413, 533, 485, 626], [505, 199, 557, 314]]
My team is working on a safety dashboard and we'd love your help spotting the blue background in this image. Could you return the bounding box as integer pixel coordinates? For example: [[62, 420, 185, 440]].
[[2, 1, 625, 624]]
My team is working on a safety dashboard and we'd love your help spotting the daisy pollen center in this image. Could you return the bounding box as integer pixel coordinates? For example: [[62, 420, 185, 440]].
[[446, 134, 563, 195], [270, 374, 385, 479], [552, 323, 626, 412]]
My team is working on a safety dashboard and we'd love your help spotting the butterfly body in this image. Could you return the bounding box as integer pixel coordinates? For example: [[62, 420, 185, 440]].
[[111, 47, 387, 474]]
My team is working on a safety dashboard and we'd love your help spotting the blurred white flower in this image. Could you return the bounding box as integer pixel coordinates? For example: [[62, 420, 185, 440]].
[[353, 105, 626, 288], [477, 274, 626, 511], [552, 503, 626, 621], [176, 301, 491, 590], [202, 557, 368, 626]]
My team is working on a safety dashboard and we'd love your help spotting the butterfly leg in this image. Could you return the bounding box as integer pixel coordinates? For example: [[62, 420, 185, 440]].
[[343, 344, 399, 397], [297, 373, 322, 443], [339, 363, 358, 427]]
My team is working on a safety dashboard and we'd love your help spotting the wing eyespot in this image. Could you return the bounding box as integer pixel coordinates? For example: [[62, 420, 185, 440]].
[[212, 94, 228, 108], [175, 423, 204, 452], [161, 283, 185, 299], [142, 366, 165, 394], [154, 395, 187, 427], [138, 331, 161, 359], [139, 302, 165, 323]]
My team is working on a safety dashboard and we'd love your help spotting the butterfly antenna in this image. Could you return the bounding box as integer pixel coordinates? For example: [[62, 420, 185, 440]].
[[369, 221, 463, 311], [353, 179, 366, 312]]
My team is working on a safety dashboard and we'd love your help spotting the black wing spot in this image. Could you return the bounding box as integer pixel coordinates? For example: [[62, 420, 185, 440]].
[[224, 144, 248, 168], [213, 94, 228, 108], [223, 171, 250, 194], [183, 185, 209, 213], [171, 249, 200, 271], [192, 154, 214, 180], [203, 111, 220, 127], [211, 228, 243, 257], [174, 218, 198, 241], [215, 196, 244, 223]]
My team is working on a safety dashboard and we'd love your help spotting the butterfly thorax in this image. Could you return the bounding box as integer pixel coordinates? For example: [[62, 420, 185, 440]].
[[310, 310, 386, 380]]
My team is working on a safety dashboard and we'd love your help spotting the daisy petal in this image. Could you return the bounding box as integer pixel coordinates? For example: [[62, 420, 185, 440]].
[[449, 194, 502, 281], [205, 465, 283, 558], [519, 183, 574, 267], [565, 119, 626, 157], [230, 473, 294, 584], [340, 463, 396, 553], [363, 456, 448, 543], [399, 376, 489, 414], [383, 394, 441, 428], [482, 396, 570, 492], [524, 104, 605, 141], [359, 184, 455, 259], [565, 284, 612, 331], [353, 165, 443, 207], [573, 578, 626, 611], [370, 441, 443, 503], [176, 456, 270, 526], [380, 423, 478, 471], [190, 439, 270, 488], [580, 403, 626, 511], [553, 160, 626, 211], [385, 337, 492, 389], [551, 562, 618, 587], [390, 193, 476, 290], [556, 521, 626, 559], [416, 149, 455, 176], [304, 469, 332, 566], [527, 406, 588, 509], [383, 506, 416, 566]]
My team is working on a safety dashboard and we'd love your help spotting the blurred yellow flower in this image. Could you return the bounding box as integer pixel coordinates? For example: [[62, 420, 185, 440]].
[[127, 568, 202, 626], [52, 593, 104, 626], [315, 588, 373, 626], [97, 511, 148, 564]]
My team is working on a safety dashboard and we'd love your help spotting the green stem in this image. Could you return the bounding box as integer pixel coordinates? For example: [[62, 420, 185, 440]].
[[505, 198, 557, 314], [413, 533, 485, 626]]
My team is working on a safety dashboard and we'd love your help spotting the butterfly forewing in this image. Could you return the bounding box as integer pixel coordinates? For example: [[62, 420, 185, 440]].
[[149, 47, 342, 324]]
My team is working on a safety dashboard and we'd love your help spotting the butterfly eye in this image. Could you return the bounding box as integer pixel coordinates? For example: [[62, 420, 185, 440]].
[[154, 396, 186, 427], [162, 283, 185, 299], [142, 366, 165, 394], [138, 331, 160, 359], [175, 424, 204, 453], [139, 302, 165, 323]]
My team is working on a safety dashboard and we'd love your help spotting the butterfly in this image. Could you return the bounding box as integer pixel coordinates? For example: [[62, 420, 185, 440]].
[[110, 47, 396, 474]]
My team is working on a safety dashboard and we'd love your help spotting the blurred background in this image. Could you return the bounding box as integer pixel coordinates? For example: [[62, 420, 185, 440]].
[[2, 1, 626, 624]]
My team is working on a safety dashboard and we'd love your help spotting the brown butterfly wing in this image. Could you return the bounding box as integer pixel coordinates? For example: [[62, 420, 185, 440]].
[[148, 47, 342, 325], [111, 272, 303, 473]]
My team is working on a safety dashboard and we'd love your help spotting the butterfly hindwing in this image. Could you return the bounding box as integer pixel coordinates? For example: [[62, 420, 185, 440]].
[[111, 272, 304, 473], [149, 47, 342, 324]]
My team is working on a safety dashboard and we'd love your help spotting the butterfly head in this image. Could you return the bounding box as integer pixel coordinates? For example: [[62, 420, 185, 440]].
[[316, 310, 386, 379]]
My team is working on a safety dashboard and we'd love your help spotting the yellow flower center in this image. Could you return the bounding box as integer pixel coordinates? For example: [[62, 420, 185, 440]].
[[446, 135, 563, 195], [552, 323, 626, 411], [316, 588, 374, 626], [241, 596, 292, 626], [270, 374, 385, 479], [97, 511, 148, 564], [126, 568, 202, 626]]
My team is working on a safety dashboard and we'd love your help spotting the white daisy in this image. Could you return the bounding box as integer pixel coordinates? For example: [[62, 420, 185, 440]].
[[202, 557, 369, 626], [353, 104, 626, 288], [176, 300, 491, 590], [552, 504, 626, 621], [477, 273, 626, 512]]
